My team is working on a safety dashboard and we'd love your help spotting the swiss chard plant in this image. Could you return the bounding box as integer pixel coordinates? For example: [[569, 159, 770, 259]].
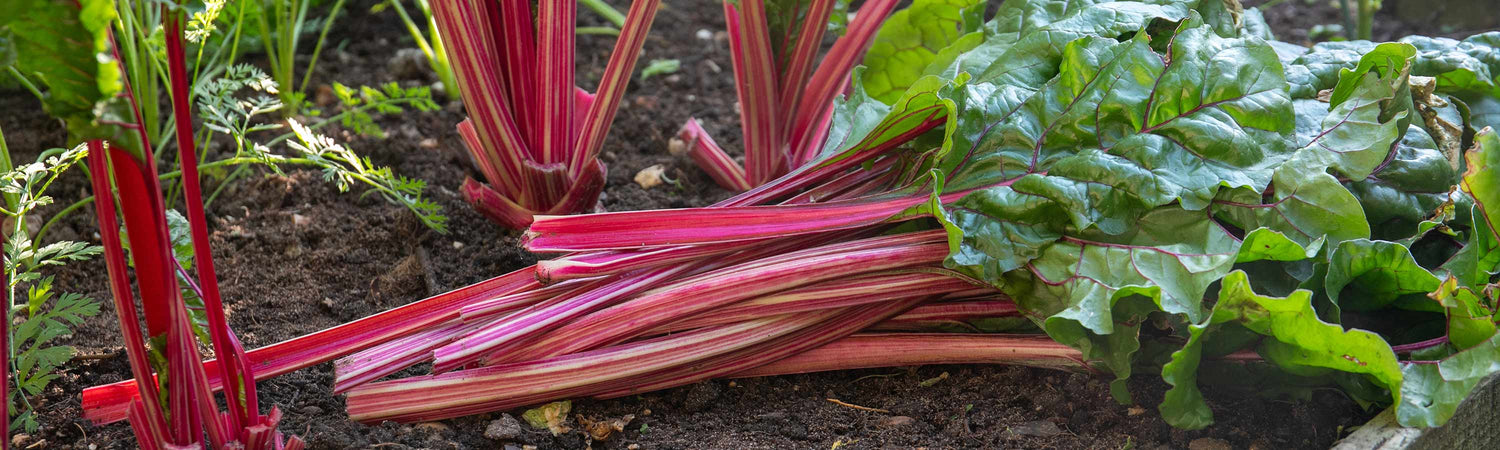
[[429, 0, 662, 229], [82, 4, 304, 448], [678, 0, 927, 191], [78, 0, 1500, 433]]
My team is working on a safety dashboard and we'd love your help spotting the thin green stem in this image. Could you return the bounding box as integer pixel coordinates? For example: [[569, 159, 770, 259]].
[[388, 0, 435, 61], [580, 0, 627, 28], [5, 67, 44, 100], [299, 0, 348, 94], [1356, 0, 1374, 41], [576, 26, 621, 36]]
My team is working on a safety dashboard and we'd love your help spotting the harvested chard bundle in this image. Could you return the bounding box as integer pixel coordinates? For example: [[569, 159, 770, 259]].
[[83, 0, 1500, 433], [434, 0, 660, 228]]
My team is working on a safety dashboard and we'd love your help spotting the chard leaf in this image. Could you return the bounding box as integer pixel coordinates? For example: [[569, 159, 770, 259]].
[[1006, 207, 1239, 399], [942, 17, 1294, 277], [1462, 128, 1500, 247], [2, 0, 142, 156], [1441, 201, 1500, 289], [1443, 128, 1500, 287], [1467, 94, 1500, 130], [1397, 332, 1500, 427], [1285, 32, 1500, 101], [860, 0, 985, 103], [1161, 270, 1403, 429], [1317, 43, 1416, 179], [1399, 33, 1500, 97], [1208, 149, 1370, 251], [1345, 126, 1459, 240], [1324, 239, 1442, 313]]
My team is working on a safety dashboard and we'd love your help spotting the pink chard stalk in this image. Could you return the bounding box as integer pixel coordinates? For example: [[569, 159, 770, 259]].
[[80, 10, 303, 449], [680, 0, 901, 191], [432, 0, 662, 229]]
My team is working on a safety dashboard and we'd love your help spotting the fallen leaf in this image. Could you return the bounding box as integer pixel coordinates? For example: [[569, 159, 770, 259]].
[[521, 400, 572, 436]]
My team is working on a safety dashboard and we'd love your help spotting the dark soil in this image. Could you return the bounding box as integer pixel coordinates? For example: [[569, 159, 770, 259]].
[[2, 0, 1494, 449]]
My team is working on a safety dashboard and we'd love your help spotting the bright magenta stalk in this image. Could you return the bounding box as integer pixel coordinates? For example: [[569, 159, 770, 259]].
[[434, 0, 661, 228], [570, 0, 664, 175], [534, 237, 775, 284], [592, 296, 930, 399], [685, 0, 902, 190], [166, 14, 258, 434], [535, 0, 575, 166], [333, 320, 479, 393], [786, 0, 900, 164], [435, 228, 866, 372], [523, 189, 975, 252], [868, 300, 1022, 331], [87, 141, 172, 440], [647, 271, 975, 334], [431, 265, 692, 373], [345, 310, 843, 423], [81, 268, 538, 425], [498, 232, 952, 361], [734, 334, 1093, 378], [678, 119, 754, 191], [724, 0, 783, 183]]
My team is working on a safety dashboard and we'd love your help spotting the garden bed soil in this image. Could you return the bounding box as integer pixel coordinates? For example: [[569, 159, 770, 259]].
[[2, 0, 1494, 448]]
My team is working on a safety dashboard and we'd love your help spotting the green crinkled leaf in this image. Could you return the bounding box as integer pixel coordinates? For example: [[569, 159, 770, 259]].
[[1001, 206, 1241, 401], [1462, 128, 1500, 249], [1467, 94, 1500, 130], [943, 17, 1294, 278], [1284, 32, 1500, 101], [3, 0, 142, 156], [1430, 278, 1496, 351], [1209, 152, 1370, 251], [860, 0, 985, 103], [1160, 271, 1403, 429], [1236, 228, 1321, 263], [1324, 239, 1442, 313], [1441, 201, 1500, 289], [1399, 33, 1500, 98], [1345, 125, 1460, 241], [1397, 332, 1500, 427], [1315, 43, 1416, 179]]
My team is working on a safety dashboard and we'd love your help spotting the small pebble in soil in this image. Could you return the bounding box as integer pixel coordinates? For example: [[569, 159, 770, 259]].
[[880, 416, 918, 428], [452, 241, 465, 249], [299, 405, 323, 415], [696, 29, 712, 40], [1187, 437, 1233, 450], [484, 414, 524, 441], [419, 138, 439, 149], [1005, 420, 1063, 438]]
